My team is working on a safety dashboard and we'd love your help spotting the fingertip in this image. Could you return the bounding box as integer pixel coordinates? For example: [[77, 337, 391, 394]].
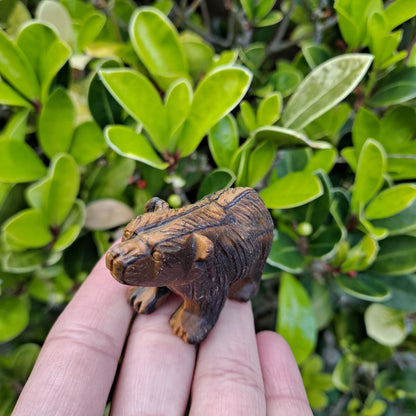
[[256, 330, 313, 416]]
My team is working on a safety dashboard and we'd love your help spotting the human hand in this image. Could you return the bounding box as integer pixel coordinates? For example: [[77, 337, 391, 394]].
[[12, 253, 312, 415]]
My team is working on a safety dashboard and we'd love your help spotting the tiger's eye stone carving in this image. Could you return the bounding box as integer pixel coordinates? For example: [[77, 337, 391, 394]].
[[106, 187, 274, 344]]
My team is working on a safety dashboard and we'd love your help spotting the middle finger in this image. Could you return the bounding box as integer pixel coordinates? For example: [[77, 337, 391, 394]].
[[110, 295, 196, 415]]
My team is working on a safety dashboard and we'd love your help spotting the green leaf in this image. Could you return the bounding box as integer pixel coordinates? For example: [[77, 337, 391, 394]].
[[165, 78, 192, 141], [0, 29, 40, 101], [105, 125, 168, 170], [240, 100, 257, 132], [267, 232, 304, 273], [17, 22, 71, 102], [365, 184, 416, 220], [368, 67, 416, 107], [352, 139, 386, 213], [372, 200, 416, 235], [240, 0, 254, 20], [309, 225, 343, 258], [281, 54, 373, 130], [100, 69, 168, 152], [0, 79, 31, 107], [260, 171, 323, 209], [77, 12, 105, 51], [11, 343, 41, 380], [53, 200, 84, 251], [246, 141, 276, 187], [332, 355, 354, 392], [379, 274, 416, 312], [256, 92, 282, 127], [253, 126, 331, 149], [0, 108, 29, 141], [364, 304, 406, 347], [180, 32, 214, 81], [277, 273, 317, 364], [255, 10, 282, 27], [3, 208, 52, 248], [87, 58, 124, 129], [90, 156, 135, 200], [38, 87, 75, 158], [341, 235, 379, 272], [129, 7, 188, 89], [352, 107, 380, 153], [384, 0, 416, 31], [177, 66, 252, 157], [0, 297, 29, 343], [3, 249, 48, 273], [26, 154, 80, 226], [254, 0, 276, 21], [36, 0, 73, 44], [293, 171, 332, 232], [271, 67, 303, 97], [304, 148, 337, 174], [336, 274, 390, 301], [69, 121, 107, 165], [369, 236, 416, 275], [0, 140, 46, 183], [376, 368, 416, 401], [197, 169, 236, 200], [208, 114, 239, 169], [302, 43, 331, 69]]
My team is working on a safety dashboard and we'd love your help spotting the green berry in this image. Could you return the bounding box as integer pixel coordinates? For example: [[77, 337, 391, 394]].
[[168, 194, 182, 208], [297, 222, 313, 236]]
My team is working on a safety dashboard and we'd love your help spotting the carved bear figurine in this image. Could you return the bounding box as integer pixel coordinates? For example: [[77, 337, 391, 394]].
[[106, 187, 274, 344]]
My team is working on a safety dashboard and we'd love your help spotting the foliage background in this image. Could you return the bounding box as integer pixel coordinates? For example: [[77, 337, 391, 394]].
[[1, 0, 416, 414]]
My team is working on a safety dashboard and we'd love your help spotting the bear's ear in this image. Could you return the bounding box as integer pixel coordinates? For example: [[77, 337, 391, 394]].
[[145, 197, 169, 213], [192, 233, 214, 261]]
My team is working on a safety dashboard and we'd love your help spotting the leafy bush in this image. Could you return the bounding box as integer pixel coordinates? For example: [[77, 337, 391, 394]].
[[1, 0, 416, 414]]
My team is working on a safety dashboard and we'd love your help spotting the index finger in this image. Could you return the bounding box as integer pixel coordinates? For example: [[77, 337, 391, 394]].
[[13, 255, 133, 416]]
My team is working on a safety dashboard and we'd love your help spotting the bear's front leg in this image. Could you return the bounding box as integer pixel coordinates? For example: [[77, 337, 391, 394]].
[[169, 288, 227, 344], [127, 286, 171, 314]]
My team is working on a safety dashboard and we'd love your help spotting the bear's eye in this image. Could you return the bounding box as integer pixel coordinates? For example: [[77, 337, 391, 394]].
[[152, 250, 162, 261]]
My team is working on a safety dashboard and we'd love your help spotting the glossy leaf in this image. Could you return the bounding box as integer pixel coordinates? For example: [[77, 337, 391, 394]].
[[180, 32, 214, 80], [352, 107, 380, 153], [260, 171, 323, 209], [267, 232, 304, 273], [379, 274, 416, 312], [3, 249, 48, 273], [0, 140, 46, 183], [177, 66, 252, 157], [256, 93, 282, 127], [69, 121, 107, 165], [368, 67, 416, 107], [3, 208, 52, 248], [165, 78, 192, 141], [247, 141, 276, 187], [253, 126, 331, 149], [105, 125, 168, 169], [336, 274, 390, 301], [17, 22, 71, 102], [36, 0, 73, 43], [38, 88, 75, 158], [208, 114, 239, 169], [365, 304, 406, 347], [371, 201, 416, 235], [85, 199, 135, 230], [0, 29, 40, 101], [100, 69, 168, 152], [384, 0, 416, 31], [341, 235, 379, 272], [0, 297, 29, 343], [88, 59, 124, 129], [369, 236, 416, 275], [365, 184, 416, 220], [0, 79, 31, 107], [308, 225, 343, 258], [129, 7, 188, 89], [281, 54, 373, 129], [197, 169, 236, 199], [26, 154, 80, 226], [240, 101, 257, 132], [351, 139, 386, 213], [277, 273, 317, 364], [304, 148, 337, 174], [332, 355, 354, 392], [0, 108, 29, 141]]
